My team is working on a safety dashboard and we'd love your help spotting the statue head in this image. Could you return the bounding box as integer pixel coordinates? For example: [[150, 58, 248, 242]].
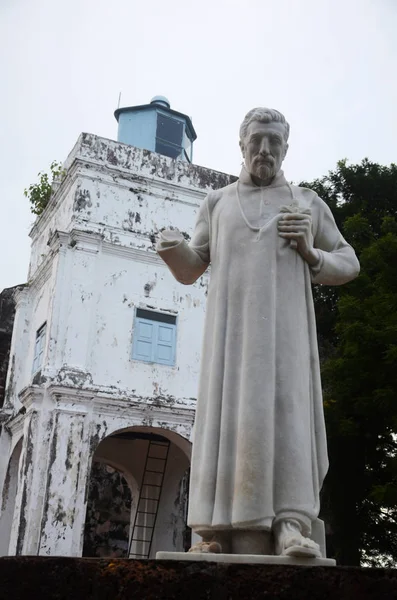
[[239, 108, 290, 183]]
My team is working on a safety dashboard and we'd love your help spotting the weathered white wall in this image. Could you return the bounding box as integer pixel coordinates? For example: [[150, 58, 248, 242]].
[[31, 389, 194, 557], [52, 243, 206, 400], [0, 438, 22, 555], [0, 134, 235, 557], [4, 255, 59, 412], [28, 177, 80, 279], [23, 133, 234, 403], [28, 133, 233, 280]]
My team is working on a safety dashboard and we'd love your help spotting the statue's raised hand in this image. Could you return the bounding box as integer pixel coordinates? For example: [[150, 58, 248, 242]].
[[156, 228, 184, 249], [278, 213, 320, 267]]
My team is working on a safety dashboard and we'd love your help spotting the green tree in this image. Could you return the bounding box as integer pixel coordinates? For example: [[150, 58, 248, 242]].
[[302, 159, 397, 566], [24, 160, 66, 215]]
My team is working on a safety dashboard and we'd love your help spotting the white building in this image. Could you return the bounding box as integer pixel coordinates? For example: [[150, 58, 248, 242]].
[[0, 97, 235, 558]]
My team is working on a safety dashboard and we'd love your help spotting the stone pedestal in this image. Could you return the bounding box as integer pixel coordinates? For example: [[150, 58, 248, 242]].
[[156, 550, 336, 567], [1, 557, 397, 599]]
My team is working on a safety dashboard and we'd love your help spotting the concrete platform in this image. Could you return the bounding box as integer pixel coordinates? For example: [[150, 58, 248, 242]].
[[156, 550, 336, 567], [1, 556, 397, 599]]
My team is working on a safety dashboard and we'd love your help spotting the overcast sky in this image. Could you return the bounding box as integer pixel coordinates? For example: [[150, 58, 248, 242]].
[[1, 0, 396, 292]]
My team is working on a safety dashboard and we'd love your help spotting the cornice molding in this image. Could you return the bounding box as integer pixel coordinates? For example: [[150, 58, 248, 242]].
[[19, 386, 45, 411], [70, 229, 104, 254], [26, 226, 210, 292], [0, 407, 13, 425], [5, 384, 195, 434], [102, 241, 162, 264], [43, 384, 195, 422], [92, 394, 195, 424], [48, 385, 96, 403], [6, 412, 25, 438], [45, 227, 207, 274], [47, 230, 70, 252], [27, 253, 53, 291], [73, 162, 206, 207], [14, 286, 29, 309]]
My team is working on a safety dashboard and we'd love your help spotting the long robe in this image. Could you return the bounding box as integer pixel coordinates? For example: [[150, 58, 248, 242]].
[[157, 167, 360, 535]]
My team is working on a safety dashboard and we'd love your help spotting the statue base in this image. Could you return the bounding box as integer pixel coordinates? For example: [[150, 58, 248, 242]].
[[156, 551, 336, 567], [4, 556, 397, 598]]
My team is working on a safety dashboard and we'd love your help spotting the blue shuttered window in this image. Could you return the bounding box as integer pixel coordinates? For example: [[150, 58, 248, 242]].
[[132, 310, 177, 366]]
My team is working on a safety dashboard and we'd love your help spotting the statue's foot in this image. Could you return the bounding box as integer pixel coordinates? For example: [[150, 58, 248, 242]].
[[188, 541, 222, 554], [274, 519, 321, 558]]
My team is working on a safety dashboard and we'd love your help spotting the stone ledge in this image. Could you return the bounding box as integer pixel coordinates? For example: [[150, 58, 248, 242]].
[[157, 550, 336, 567], [1, 557, 397, 600]]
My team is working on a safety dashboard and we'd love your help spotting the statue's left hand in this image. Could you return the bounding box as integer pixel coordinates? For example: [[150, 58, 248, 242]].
[[278, 213, 320, 267]]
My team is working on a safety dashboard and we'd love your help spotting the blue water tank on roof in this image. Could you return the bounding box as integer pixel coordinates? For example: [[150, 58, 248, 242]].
[[114, 97, 197, 163]]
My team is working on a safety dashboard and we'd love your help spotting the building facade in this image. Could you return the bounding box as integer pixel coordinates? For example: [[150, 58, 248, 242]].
[[0, 99, 235, 557]]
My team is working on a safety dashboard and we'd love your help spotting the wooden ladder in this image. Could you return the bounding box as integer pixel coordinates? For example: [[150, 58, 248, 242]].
[[128, 437, 170, 558]]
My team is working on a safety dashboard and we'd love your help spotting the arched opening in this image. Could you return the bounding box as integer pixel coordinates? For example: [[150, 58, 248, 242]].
[[82, 427, 191, 558], [0, 438, 23, 556]]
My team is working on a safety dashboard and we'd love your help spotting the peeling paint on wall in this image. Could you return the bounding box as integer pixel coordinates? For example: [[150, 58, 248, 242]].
[[0, 132, 235, 558], [73, 185, 92, 212], [16, 412, 38, 554], [0, 286, 25, 408], [83, 462, 131, 558], [56, 368, 94, 388]]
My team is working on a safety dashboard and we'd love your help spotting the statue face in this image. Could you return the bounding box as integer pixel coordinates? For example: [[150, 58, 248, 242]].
[[241, 120, 288, 182]]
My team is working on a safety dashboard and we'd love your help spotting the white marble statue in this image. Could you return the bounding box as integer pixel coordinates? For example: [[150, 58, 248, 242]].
[[157, 108, 360, 559]]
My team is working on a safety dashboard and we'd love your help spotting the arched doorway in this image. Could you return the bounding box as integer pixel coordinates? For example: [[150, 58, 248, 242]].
[[82, 427, 191, 558], [0, 438, 23, 556]]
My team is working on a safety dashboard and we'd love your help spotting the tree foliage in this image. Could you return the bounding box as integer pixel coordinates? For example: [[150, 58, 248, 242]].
[[24, 160, 66, 215], [302, 159, 397, 566]]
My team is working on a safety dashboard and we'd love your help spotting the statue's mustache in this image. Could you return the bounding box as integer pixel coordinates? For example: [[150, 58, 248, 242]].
[[255, 156, 274, 166]]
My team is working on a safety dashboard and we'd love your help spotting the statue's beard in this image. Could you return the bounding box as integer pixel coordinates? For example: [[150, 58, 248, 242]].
[[250, 157, 277, 182]]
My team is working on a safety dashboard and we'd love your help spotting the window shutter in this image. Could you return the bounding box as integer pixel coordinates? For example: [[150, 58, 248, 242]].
[[132, 312, 177, 366], [32, 323, 47, 374], [154, 323, 176, 366], [132, 318, 155, 362], [32, 353, 39, 374]]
